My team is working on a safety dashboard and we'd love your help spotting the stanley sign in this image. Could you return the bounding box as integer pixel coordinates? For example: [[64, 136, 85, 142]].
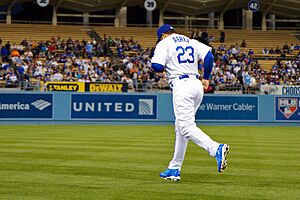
[[46, 82, 85, 92]]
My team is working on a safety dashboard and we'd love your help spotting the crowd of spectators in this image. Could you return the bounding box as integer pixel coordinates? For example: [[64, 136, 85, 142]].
[[0, 30, 299, 93], [0, 35, 170, 91], [189, 30, 300, 93], [210, 42, 300, 93], [191, 29, 225, 45], [262, 43, 300, 56]]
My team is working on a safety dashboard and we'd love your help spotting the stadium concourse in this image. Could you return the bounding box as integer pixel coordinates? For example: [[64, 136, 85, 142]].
[[0, 25, 299, 93]]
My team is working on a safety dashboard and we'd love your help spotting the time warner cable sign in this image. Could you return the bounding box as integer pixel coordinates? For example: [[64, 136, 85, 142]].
[[0, 93, 53, 118], [71, 94, 157, 119], [196, 96, 258, 120]]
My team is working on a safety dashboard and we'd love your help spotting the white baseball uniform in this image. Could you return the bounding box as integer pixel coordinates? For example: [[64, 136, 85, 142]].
[[151, 33, 219, 170]]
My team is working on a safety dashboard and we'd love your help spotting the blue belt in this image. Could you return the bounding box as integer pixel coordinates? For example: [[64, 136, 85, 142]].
[[169, 74, 199, 89], [179, 74, 199, 80]]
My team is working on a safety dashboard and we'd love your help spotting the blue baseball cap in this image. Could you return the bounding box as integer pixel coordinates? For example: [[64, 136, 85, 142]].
[[156, 24, 175, 39]]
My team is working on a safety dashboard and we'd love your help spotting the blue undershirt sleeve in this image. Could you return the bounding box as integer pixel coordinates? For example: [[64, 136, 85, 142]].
[[203, 51, 214, 80], [151, 63, 165, 72]]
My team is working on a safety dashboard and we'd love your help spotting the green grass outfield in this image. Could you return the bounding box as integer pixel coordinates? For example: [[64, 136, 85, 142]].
[[0, 125, 299, 200]]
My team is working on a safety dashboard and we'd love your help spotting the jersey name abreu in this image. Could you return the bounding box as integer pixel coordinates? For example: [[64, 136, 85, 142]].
[[172, 36, 189, 43]]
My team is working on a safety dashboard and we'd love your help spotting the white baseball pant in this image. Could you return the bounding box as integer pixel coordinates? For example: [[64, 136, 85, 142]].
[[168, 76, 219, 170]]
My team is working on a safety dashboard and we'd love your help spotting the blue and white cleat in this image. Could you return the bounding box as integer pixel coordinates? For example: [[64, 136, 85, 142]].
[[160, 169, 180, 182], [215, 144, 230, 173]]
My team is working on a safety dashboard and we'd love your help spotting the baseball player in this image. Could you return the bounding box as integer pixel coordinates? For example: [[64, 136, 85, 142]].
[[151, 24, 229, 182]]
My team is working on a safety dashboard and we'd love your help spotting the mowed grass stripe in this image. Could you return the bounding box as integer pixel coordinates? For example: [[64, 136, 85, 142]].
[[1, 159, 298, 181], [0, 179, 262, 200], [0, 170, 293, 200], [1, 149, 298, 168], [1, 137, 299, 145], [0, 170, 292, 200], [0, 125, 299, 200], [1, 156, 298, 178]]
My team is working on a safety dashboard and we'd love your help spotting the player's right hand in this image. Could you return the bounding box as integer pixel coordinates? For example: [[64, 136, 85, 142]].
[[202, 79, 209, 90]]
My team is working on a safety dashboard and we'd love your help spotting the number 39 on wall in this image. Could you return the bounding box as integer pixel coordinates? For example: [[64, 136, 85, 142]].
[[144, 0, 157, 12]]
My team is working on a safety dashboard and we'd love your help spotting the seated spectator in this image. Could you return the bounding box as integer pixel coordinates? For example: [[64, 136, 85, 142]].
[[218, 44, 226, 51], [269, 48, 275, 54], [262, 47, 269, 54], [1, 46, 10, 62], [275, 46, 282, 54], [157, 73, 168, 90], [192, 31, 199, 39], [6, 72, 18, 86], [231, 45, 238, 56], [193, 29, 209, 45], [248, 49, 254, 55], [250, 75, 256, 88], [11, 49, 20, 57], [241, 39, 247, 48], [283, 42, 290, 54], [293, 43, 300, 50], [208, 35, 215, 43], [5, 41, 11, 50], [51, 70, 63, 81], [219, 31, 225, 43], [48, 43, 56, 52], [85, 42, 93, 58], [11, 43, 24, 51], [201, 29, 208, 40], [21, 39, 28, 46], [190, 30, 197, 39], [235, 43, 241, 53]]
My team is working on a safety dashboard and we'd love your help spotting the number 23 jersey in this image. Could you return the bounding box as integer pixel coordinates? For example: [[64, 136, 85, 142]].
[[151, 33, 212, 80]]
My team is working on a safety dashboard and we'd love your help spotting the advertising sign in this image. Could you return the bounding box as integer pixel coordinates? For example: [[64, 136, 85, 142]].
[[46, 82, 85, 92], [261, 85, 300, 95], [281, 86, 300, 96], [196, 96, 258, 120], [275, 97, 300, 121], [260, 85, 282, 95], [0, 93, 53, 118], [71, 94, 157, 119], [86, 83, 128, 92]]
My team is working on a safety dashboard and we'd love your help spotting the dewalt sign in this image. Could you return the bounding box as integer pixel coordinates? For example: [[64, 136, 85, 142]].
[[46, 82, 85, 92], [87, 83, 128, 92]]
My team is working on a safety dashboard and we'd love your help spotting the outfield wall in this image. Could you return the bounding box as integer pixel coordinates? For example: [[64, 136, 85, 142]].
[[0, 92, 299, 125]]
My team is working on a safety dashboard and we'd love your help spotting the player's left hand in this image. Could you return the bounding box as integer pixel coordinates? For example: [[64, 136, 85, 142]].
[[202, 79, 209, 90]]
